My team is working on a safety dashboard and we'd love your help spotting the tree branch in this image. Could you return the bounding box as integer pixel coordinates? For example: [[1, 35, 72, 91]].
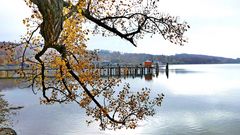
[[82, 10, 137, 47]]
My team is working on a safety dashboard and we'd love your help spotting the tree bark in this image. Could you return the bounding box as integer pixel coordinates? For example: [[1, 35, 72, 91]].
[[31, 0, 65, 46]]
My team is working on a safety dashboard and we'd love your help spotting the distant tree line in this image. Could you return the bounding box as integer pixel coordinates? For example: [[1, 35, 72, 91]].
[[98, 50, 240, 64]]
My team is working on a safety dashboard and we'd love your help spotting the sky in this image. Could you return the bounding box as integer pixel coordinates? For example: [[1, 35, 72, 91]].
[[0, 0, 240, 58]]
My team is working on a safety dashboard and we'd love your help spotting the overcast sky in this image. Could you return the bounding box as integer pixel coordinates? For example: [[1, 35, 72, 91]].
[[0, 0, 240, 58]]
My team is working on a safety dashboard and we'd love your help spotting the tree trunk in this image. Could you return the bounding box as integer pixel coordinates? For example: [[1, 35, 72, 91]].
[[31, 0, 65, 46]]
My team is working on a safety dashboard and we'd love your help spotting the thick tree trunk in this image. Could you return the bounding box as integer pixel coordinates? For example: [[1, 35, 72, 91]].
[[31, 0, 65, 46]]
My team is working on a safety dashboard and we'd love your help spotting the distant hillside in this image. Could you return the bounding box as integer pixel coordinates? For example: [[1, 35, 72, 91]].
[[172, 54, 240, 64], [98, 50, 240, 64], [1, 41, 240, 65]]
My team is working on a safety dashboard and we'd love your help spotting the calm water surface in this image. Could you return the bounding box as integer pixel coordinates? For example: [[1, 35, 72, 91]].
[[1, 64, 240, 135]]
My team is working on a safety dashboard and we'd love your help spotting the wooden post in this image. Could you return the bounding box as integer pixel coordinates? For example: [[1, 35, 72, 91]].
[[135, 66, 138, 75], [129, 67, 132, 75], [118, 65, 121, 76], [107, 64, 110, 76], [166, 63, 169, 78], [110, 67, 112, 76]]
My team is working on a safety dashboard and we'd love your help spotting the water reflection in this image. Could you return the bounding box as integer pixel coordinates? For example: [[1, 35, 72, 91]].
[[145, 110, 240, 135], [159, 68, 199, 74], [0, 79, 18, 90], [144, 74, 153, 81], [1, 64, 240, 135]]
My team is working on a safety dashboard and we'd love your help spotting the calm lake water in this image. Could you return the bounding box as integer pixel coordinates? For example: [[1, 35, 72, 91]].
[[1, 64, 240, 135]]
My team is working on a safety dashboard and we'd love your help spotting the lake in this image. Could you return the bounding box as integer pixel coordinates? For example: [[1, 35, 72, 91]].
[[1, 64, 240, 135]]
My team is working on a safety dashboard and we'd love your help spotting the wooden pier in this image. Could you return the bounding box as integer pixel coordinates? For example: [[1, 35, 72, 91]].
[[0, 63, 161, 79], [97, 64, 160, 77], [0, 68, 38, 79]]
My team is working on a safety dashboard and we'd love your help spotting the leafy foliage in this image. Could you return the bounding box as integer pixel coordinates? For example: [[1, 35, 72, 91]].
[[9, 0, 188, 130]]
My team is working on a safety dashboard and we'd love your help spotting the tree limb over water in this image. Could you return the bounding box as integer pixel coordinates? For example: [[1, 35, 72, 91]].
[[6, 0, 188, 130]]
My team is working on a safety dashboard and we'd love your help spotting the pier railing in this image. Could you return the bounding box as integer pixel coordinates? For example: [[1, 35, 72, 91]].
[[97, 64, 160, 77]]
